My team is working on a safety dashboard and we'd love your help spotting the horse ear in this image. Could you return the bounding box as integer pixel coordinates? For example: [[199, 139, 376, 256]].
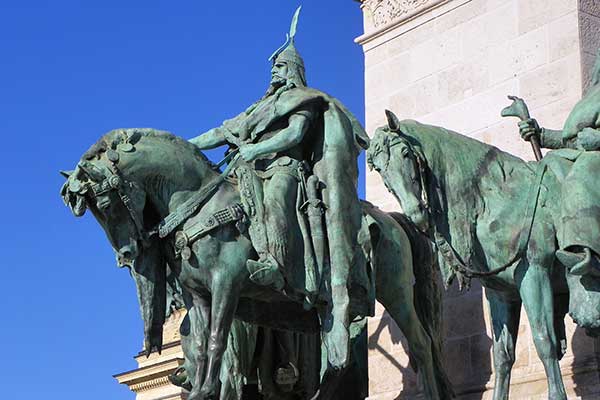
[[60, 170, 74, 179], [385, 110, 401, 132]]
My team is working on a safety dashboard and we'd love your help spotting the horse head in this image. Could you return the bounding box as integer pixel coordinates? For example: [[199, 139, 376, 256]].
[[367, 110, 430, 232], [61, 129, 149, 267], [61, 128, 213, 355]]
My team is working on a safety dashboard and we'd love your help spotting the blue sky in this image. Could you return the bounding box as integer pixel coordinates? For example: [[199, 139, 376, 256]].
[[0, 1, 365, 398]]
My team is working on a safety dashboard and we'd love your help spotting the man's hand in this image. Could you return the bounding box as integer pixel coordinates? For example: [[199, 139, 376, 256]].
[[577, 127, 600, 151], [239, 144, 260, 162], [518, 118, 541, 142]]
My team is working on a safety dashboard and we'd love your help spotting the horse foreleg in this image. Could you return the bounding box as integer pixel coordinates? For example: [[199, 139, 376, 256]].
[[519, 264, 567, 400], [374, 226, 444, 399], [187, 294, 210, 394], [382, 298, 441, 399], [193, 277, 239, 400], [485, 289, 521, 400]]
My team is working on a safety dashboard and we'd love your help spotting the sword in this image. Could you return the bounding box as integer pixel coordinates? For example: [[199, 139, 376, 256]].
[[302, 175, 326, 301]]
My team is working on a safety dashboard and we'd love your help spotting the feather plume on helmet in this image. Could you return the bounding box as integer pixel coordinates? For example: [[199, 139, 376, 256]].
[[269, 6, 306, 88]]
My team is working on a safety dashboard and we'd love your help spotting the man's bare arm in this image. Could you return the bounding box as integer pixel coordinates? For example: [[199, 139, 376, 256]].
[[189, 128, 227, 150], [539, 128, 564, 149], [249, 112, 311, 158]]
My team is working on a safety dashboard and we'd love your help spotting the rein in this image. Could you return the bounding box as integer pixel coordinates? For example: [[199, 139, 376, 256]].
[[83, 149, 241, 247], [155, 151, 240, 238], [422, 156, 548, 284], [380, 130, 548, 286], [83, 152, 150, 246]]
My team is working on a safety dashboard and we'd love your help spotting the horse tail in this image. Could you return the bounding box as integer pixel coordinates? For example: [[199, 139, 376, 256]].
[[389, 212, 455, 399]]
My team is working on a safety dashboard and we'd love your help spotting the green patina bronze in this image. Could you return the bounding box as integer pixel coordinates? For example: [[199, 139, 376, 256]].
[[368, 51, 600, 399], [60, 127, 451, 399], [190, 7, 370, 371], [60, 7, 453, 399]]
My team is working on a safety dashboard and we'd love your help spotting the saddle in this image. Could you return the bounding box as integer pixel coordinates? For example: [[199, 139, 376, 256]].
[[170, 160, 375, 318]]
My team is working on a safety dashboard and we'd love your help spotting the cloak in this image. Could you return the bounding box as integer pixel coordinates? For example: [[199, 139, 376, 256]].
[[219, 86, 370, 293]]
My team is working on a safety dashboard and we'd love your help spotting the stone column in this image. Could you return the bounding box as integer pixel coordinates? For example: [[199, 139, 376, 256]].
[[356, 0, 600, 398]]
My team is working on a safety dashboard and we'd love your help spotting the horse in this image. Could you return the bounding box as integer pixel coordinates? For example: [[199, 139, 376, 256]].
[[367, 110, 600, 400], [165, 265, 324, 400], [60, 128, 452, 400]]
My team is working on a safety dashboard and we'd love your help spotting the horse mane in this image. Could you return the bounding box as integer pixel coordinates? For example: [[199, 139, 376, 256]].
[[82, 128, 218, 170], [396, 119, 533, 262], [397, 119, 528, 193]]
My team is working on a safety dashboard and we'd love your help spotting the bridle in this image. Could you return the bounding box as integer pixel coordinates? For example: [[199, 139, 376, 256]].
[[78, 151, 151, 247], [76, 148, 242, 253], [371, 130, 430, 215]]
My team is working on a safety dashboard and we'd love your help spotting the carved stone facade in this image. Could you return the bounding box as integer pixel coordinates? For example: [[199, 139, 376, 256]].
[[114, 309, 186, 400], [361, 0, 437, 28], [358, 0, 600, 399]]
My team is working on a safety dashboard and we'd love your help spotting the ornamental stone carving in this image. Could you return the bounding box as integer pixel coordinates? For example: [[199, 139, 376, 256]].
[[361, 0, 434, 28]]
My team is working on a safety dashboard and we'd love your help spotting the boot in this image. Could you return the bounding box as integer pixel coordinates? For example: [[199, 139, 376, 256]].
[[168, 366, 192, 391]]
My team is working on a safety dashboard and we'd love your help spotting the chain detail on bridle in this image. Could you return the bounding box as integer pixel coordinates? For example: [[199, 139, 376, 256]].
[[83, 156, 151, 246], [382, 134, 430, 213], [378, 129, 547, 288], [410, 142, 548, 285]]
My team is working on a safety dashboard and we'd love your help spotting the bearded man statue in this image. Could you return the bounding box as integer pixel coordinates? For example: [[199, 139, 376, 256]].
[[190, 7, 369, 369]]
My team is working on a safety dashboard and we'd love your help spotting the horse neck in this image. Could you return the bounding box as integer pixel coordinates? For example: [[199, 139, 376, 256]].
[[126, 143, 218, 218], [418, 133, 487, 219]]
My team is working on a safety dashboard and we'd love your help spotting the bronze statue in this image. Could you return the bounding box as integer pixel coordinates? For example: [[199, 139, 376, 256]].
[[369, 99, 600, 400], [514, 49, 600, 284], [189, 7, 369, 369], [59, 7, 461, 399], [61, 126, 452, 399]]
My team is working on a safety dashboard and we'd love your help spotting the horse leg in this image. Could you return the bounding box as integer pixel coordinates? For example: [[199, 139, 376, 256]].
[[186, 294, 210, 395], [192, 276, 240, 400], [376, 258, 441, 400], [381, 296, 442, 399], [485, 289, 521, 400], [518, 263, 567, 400]]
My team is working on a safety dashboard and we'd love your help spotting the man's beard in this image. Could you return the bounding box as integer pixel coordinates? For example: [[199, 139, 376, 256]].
[[265, 78, 287, 96]]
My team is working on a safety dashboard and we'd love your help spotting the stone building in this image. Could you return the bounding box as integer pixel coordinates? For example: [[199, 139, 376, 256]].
[[358, 0, 600, 399], [115, 1, 600, 398]]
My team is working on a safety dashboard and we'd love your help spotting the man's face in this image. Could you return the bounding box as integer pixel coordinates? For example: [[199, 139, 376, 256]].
[[271, 61, 288, 87]]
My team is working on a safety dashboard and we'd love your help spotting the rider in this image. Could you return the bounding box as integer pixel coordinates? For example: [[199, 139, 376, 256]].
[[189, 7, 369, 369], [519, 48, 600, 274]]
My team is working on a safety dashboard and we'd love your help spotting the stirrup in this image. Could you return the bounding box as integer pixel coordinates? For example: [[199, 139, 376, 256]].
[[247, 257, 285, 290], [274, 362, 299, 392], [557, 247, 600, 276], [168, 366, 192, 391], [556, 249, 584, 269]]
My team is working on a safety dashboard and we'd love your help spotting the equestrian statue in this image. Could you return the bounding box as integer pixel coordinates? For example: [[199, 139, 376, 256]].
[[366, 49, 600, 400], [60, 7, 452, 400]]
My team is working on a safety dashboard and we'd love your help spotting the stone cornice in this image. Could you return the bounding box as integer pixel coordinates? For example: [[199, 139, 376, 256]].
[[114, 357, 184, 393], [355, 0, 469, 47], [360, 0, 436, 28]]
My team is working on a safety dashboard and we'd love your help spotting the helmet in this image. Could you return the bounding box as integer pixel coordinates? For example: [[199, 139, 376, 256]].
[[269, 6, 306, 87]]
